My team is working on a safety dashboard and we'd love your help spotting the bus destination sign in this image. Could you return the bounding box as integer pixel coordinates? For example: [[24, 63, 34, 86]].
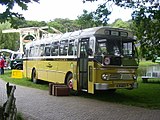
[[104, 29, 128, 37]]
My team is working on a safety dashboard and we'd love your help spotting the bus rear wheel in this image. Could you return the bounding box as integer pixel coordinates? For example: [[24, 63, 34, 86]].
[[31, 69, 38, 84]]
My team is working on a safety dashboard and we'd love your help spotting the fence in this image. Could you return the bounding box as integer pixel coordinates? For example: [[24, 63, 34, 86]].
[[1, 82, 17, 120]]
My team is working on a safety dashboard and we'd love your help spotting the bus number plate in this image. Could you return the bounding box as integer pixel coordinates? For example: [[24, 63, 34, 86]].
[[116, 83, 128, 88]]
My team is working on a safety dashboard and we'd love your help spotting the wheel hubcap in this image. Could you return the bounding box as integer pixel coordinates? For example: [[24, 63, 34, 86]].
[[68, 80, 73, 89]]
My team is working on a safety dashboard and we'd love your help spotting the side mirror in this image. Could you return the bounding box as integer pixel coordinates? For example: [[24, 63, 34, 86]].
[[87, 48, 93, 56]]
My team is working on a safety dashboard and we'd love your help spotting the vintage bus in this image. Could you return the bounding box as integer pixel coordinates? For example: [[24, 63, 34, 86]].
[[23, 26, 139, 94]]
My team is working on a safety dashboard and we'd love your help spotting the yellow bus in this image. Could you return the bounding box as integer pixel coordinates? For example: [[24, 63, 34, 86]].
[[23, 26, 139, 94]]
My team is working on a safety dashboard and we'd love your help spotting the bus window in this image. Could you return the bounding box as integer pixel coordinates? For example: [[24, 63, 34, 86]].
[[45, 45, 51, 56], [74, 39, 78, 56], [89, 38, 94, 56], [29, 47, 34, 57], [68, 40, 74, 55], [51, 41, 59, 56], [95, 38, 121, 56], [95, 39, 107, 55], [34, 46, 39, 57], [39, 45, 45, 56], [123, 42, 133, 56], [59, 40, 68, 56]]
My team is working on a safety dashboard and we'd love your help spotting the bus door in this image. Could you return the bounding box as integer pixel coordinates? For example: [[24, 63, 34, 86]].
[[78, 38, 89, 91]]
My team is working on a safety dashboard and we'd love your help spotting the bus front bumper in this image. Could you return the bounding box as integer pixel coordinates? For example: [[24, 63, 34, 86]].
[[95, 83, 109, 90], [94, 82, 138, 90]]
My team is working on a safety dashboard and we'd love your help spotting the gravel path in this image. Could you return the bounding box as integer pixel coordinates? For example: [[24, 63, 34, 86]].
[[0, 79, 160, 120]]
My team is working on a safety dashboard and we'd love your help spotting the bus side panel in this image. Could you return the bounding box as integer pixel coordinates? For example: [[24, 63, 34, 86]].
[[23, 60, 27, 78], [72, 61, 78, 91], [37, 60, 48, 81], [55, 61, 71, 84], [47, 60, 56, 82], [23, 60, 36, 79]]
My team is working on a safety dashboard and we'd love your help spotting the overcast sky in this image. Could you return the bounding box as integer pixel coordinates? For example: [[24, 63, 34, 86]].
[[0, 0, 134, 23]]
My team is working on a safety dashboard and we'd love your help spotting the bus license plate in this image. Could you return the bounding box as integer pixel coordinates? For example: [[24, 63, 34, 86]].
[[116, 83, 128, 88]]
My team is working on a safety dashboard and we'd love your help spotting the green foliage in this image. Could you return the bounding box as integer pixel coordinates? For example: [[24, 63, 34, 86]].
[[0, 22, 19, 50], [48, 18, 80, 33], [77, 3, 111, 29], [16, 112, 24, 120], [93, 3, 111, 25], [77, 10, 96, 29], [111, 18, 130, 29], [132, 6, 160, 60], [18, 19, 47, 28]]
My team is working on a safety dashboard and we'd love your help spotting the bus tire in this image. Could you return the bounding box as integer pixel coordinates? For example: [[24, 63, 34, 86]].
[[66, 74, 78, 95], [31, 69, 38, 84]]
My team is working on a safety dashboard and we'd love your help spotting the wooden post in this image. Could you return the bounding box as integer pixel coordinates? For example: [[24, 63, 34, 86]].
[[3, 83, 16, 120]]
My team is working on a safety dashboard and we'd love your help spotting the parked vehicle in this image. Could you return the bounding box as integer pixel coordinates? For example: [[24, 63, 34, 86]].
[[0, 49, 23, 70]]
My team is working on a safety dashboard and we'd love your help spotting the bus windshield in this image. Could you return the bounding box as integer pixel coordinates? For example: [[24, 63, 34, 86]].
[[95, 37, 121, 56], [95, 37, 136, 57]]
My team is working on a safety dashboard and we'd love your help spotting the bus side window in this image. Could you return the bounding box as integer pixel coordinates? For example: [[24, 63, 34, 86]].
[[68, 40, 74, 55], [74, 39, 78, 56], [59, 40, 68, 56], [45, 46, 51, 56], [24, 49, 28, 57], [51, 41, 59, 56], [34, 46, 39, 57], [89, 39, 94, 56], [29, 47, 34, 57], [39, 45, 45, 56]]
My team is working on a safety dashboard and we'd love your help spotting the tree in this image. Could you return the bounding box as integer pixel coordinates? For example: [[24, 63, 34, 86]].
[[111, 19, 130, 29], [0, 0, 39, 28], [77, 10, 96, 29], [16, 19, 47, 28], [77, 3, 111, 29], [0, 22, 19, 50], [132, 5, 160, 60], [48, 18, 80, 33]]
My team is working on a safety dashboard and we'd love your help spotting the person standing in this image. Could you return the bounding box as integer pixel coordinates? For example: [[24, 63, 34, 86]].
[[0, 56, 5, 74]]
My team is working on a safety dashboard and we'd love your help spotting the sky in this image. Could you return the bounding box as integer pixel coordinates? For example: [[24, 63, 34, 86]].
[[0, 0, 134, 24]]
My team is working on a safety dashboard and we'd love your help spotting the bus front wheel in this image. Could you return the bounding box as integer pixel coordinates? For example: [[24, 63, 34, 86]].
[[31, 69, 38, 84], [66, 74, 77, 95]]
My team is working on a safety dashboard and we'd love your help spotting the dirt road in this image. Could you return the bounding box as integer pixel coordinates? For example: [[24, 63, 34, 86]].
[[0, 79, 160, 120]]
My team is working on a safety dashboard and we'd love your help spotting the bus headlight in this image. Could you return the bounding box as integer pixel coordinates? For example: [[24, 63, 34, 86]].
[[133, 75, 137, 80], [104, 57, 110, 65], [101, 73, 109, 80]]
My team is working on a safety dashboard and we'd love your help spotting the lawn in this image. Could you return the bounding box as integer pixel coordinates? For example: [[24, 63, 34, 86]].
[[0, 60, 160, 109], [0, 70, 48, 90], [81, 78, 160, 109]]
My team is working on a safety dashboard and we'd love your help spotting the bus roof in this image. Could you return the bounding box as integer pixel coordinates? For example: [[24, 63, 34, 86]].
[[25, 26, 134, 48]]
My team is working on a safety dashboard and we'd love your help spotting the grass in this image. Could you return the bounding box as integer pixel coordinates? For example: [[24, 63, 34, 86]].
[[81, 78, 160, 109], [0, 70, 48, 90], [0, 61, 160, 110]]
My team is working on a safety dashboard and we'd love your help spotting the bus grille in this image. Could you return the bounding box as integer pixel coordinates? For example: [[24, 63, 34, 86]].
[[110, 74, 121, 79], [109, 74, 132, 80]]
